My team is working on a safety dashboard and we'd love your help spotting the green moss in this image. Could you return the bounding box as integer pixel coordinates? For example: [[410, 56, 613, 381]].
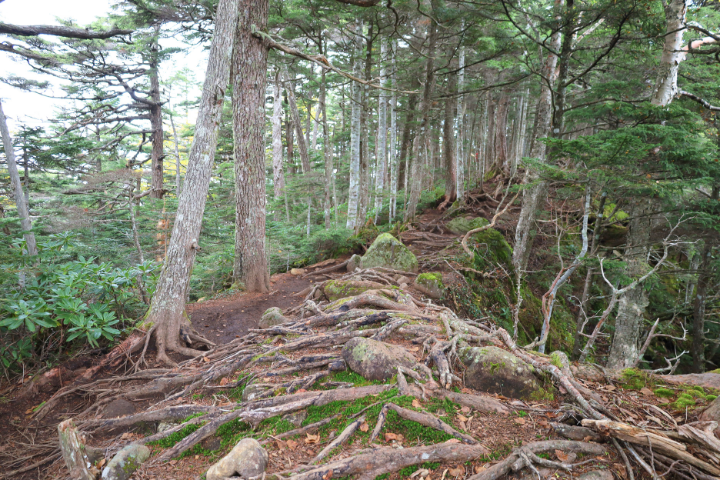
[[331, 370, 385, 387], [654, 387, 675, 398], [550, 352, 563, 369], [671, 393, 696, 410], [325, 280, 383, 301], [707, 395, 718, 402], [530, 387, 555, 402], [418, 272, 443, 285], [398, 462, 441, 477], [149, 422, 203, 448], [446, 216, 489, 235], [619, 368, 656, 390], [360, 233, 418, 272]]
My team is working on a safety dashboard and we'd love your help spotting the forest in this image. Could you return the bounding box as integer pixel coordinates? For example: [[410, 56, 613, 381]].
[[1, 0, 720, 479]]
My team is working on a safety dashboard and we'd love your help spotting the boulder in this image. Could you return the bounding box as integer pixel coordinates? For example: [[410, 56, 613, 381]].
[[258, 307, 289, 329], [347, 254, 362, 272], [466, 228, 513, 267], [324, 279, 386, 301], [459, 346, 542, 400], [342, 337, 417, 381], [359, 233, 418, 273], [414, 272, 444, 299], [101, 444, 150, 480], [206, 438, 268, 480], [446, 216, 489, 235]]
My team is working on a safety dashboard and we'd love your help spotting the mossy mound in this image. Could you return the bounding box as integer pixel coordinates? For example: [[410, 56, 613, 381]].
[[446, 216, 489, 235], [468, 228, 513, 269], [360, 233, 418, 272]]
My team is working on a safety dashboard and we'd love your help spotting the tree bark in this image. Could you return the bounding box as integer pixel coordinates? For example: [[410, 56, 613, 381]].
[[442, 73, 457, 206], [286, 74, 311, 174], [143, 0, 240, 365], [389, 40, 398, 222], [0, 99, 37, 256], [456, 34, 466, 203], [170, 112, 183, 197], [374, 38, 388, 223], [651, 0, 687, 107], [272, 69, 286, 199], [692, 242, 713, 372], [232, 0, 271, 293], [346, 19, 364, 230], [321, 62, 333, 229], [149, 25, 165, 199], [358, 23, 373, 223], [493, 91, 509, 175]]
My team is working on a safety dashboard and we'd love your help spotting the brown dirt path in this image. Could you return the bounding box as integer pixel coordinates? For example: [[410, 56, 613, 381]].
[[187, 272, 313, 344]]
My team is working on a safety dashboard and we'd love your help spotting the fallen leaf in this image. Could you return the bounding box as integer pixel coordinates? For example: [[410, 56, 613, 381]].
[[458, 414, 468, 422], [169, 460, 178, 465], [412, 399, 422, 408], [286, 439, 298, 450], [219, 377, 229, 386], [97, 458, 106, 469], [640, 387, 655, 397], [474, 465, 487, 474], [537, 419, 549, 428], [614, 463, 627, 479], [514, 417, 526, 425], [445, 438, 461, 444], [460, 406, 471, 414], [305, 434, 320, 444], [555, 450, 569, 462], [121, 432, 133, 440], [384, 432, 398, 442], [296, 389, 307, 394], [360, 422, 369, 432], [411, 468, 429, 478], [322, 470, 333, 480], [275, 440, 286, 449], [448, 465, 465, 477], [409, 346, 420, 352], [461, 388, 473, 394], [202, 356, 209, 363], [605, 385, 616, 391]]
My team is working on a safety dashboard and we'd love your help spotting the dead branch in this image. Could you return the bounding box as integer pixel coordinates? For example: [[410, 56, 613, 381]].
[[386, 403, 480, 445]]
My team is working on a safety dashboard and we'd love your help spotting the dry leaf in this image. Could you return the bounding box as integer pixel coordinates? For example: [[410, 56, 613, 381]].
[[605, 385, 616, 391], [647, 416, 664, 427], [360, 422, 369, 432], [537, 419, 549, 428], [411, 468, 429, 478], [461, 388, 473, 394], [169, 460, 178, 465], [296, 388, 308, 394], [614, 463, 627, 479], [121, 432, 133, 440], [448, 465, 465, 477], [640, 387, 655, 397], [458, 414, 468, 422], [275, 440, 286, 450], [412, 399, 422, 408], [219, 377, 229, 386], [384, 432, 398, 442], [322, 470, 333, 480], [460, 406, 471, 414], [555, 450, 569, 462], [305, 434, 320, 444], [474, 465, 487, 474], [445, 438, 461, 444], [514, 417, 526, 425], [286, 439, 298, 450], [97, 458, 106, 469], [409, 346, 420, 352]]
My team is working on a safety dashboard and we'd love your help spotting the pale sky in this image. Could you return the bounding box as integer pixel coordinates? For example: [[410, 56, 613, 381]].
[[0, 0, 205, 131]]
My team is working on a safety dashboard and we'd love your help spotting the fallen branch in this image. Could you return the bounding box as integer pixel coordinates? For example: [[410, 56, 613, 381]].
[[386, 403, 480, 445], [311, 415, 365, 464]]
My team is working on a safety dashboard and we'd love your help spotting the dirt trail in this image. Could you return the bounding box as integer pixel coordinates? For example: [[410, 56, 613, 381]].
[[188, 272, 313, 344]]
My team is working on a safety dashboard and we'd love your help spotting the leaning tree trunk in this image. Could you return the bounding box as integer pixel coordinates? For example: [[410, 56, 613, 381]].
[[607, 0, 687, 368], [0, 100, 37, 256], [143, 0, 240, 365], [272, 69, 286, 199], [233, 0, 271, 293], [149, 25, 165, 199], [405, 18, 437, 221], [346, 19, 364, 230], [285, 74, 311, 174]]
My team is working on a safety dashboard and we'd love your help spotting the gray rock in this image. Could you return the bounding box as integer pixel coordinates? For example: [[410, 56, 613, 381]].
[[242, 383, 270, 402], [342, 337, 417, 381], [397, 276, 411, 285], [414, 272, 444, 299], [101, 443, 150, 480], [359, 233, 418, 272], [347, 254, 362, 272], [102, 398, 136, 418], [459, 346, 542, 400], [259, 307, 289, 329], [283, 410, 307, 427], [577, 470, 614, 480], [206, 438, 268, 480], [324, 279, 386, 301], [157, 420, 179, 433]]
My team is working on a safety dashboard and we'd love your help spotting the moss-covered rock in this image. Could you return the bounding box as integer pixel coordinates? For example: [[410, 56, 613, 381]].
[[347, 254, 362, 272], [101, 443, 150, 480], [342, 337, 417, 381], [468, 228, 513, 268], [447, 216, 489, 235], [459, 345, 542, 400], [414, 272, 444, 299], [360, 233, 418, 272], [324, 279, 386, 301], [258, 307, 289, 329]]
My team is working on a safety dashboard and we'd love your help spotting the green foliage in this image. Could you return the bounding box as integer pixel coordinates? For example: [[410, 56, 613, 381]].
[[149, 422, 202, 448]]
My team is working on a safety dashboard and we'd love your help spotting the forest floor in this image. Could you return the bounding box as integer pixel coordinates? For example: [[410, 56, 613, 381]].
[[2, 192, 719, 480]]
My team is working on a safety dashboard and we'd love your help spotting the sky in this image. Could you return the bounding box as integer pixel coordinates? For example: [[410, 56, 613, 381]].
[[0, 0, 206, 131]]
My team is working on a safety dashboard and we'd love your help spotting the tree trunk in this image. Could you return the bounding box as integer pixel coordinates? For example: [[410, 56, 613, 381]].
[[692, 242, 713, 372], [405, 18, 437, 221], [170, 112, 183, 197], [442, 73, 457, 205], [321, 62, 333, 229], [0, 99, 37, 256], [389, 40, 398, 222], [511, 3, 562, 278], [493, 91, 509, 175], [374, 38, 388, 224], [143, 0, 240, 365], [232, 0, 270, 294], [346, 19, 364, 230], [456, 36, 466, 203], [286, 74, 311, 173], [358, 24, 373, 224], [272, 69, 286, 199], [149, 25, 165, 199], [398, 93, 416, 202], [651, 0, 687, 107]]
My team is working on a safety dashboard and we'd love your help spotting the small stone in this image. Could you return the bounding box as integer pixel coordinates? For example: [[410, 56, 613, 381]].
[[290, 268, 306, 275], [206, 438, 268, 480], [259, 307, 289, 329], [397, 276, 411, 285], [576, 470, 614, 480], [101, 443, 150, 480], [282, 410, 308, 427], [342, 337, 417, 381], [347, 254, 362, 272]]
